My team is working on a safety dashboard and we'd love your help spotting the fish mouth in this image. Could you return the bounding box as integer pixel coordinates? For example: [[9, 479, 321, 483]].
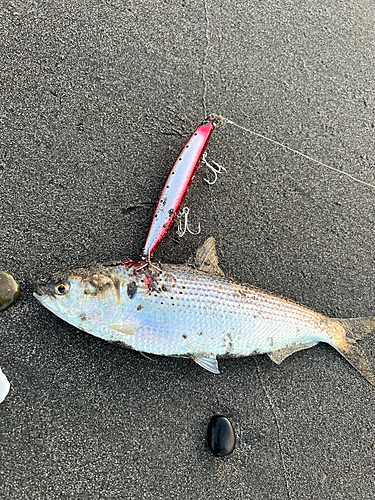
[[33, 291, 44, 303], [33, 280, 49, 303], [34, 279, 49, 299], [34, 277, 63, 298]]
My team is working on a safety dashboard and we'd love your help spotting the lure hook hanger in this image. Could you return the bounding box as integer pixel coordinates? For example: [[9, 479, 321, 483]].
[[201, 152, 227, 185], [177, 207, 201, 238]]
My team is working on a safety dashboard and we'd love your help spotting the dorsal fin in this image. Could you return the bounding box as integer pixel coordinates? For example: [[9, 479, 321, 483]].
[[192, 237, 224, 276]]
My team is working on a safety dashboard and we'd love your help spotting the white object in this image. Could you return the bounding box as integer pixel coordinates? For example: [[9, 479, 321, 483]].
[[0, 366, 10, 403]]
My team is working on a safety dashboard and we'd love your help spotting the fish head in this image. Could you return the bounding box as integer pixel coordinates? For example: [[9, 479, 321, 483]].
[[34, 265, 121, 331]]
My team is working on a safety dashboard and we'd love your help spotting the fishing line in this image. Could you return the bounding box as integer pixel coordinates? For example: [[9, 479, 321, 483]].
[[214, 114, 375, 191]]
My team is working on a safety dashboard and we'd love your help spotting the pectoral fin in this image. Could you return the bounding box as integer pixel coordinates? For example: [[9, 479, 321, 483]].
[[194, 355, 220, 374], [192, 237, 224, 276], [109, 323, 138, 336], [267, 342, 318, 365]]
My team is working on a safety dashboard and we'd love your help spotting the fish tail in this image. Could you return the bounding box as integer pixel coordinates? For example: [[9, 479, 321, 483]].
[[329, 317, 375, 386]]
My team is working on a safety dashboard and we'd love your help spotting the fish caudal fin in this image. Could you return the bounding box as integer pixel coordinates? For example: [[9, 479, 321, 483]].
[[331, 317, 375, 386]]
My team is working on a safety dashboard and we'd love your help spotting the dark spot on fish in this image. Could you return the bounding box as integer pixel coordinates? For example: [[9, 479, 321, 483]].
[[112, 275, 121, 299], [160, 302, 163, 305], [168, 208, 175, 216], [127, 281, 137, 299], [182, 286, 186, 289], [182, 334, 187, 339], [79, 313, 87, 321], [172, 303, 174, 306], [148, 283, 158, 293], [198, 332, 203, 336], [162, 285, 168, 292], [87, 273, 119, 297], [137, 304, 143, 311]]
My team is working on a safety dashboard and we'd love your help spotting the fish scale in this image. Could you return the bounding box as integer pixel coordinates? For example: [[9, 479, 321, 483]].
[[99, 263, 332, 357]]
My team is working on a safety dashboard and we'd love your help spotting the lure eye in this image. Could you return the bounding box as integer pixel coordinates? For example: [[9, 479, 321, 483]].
[[54, 281, 70, 295]]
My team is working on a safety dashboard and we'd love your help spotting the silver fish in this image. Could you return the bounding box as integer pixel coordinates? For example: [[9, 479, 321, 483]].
[[34, 238, 375, 385]]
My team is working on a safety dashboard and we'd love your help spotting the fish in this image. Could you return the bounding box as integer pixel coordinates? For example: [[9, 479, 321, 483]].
[[34, 238, 375, 385]]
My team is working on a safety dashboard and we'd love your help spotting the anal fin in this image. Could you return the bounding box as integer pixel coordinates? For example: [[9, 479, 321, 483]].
[[267, 342, 318, 365], [194, 355, 220, 374]]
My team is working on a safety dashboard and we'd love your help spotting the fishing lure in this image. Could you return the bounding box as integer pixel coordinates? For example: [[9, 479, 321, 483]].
[[141, 116, 215, 260]]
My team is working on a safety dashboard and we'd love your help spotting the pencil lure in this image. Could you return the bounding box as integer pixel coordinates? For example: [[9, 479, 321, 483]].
[[34, 238, 375, 386], [141, 116, 215, 259]]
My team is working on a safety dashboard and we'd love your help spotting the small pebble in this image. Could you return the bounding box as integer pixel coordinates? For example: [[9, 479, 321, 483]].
[[207, 415, 236, 457], [0, 271, 19, 311]]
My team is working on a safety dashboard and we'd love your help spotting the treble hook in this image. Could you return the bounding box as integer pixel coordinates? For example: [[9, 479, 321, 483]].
[[201, 152, 227, 185], [136, 249, 163, 273], [177, 207, 201, 237]]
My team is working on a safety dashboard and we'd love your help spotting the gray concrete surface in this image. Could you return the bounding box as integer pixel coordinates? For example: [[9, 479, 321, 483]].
[[1, 1, 375, 498]]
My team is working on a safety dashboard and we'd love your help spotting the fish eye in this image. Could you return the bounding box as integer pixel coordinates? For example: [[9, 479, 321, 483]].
[[54, 281, 70, 295]]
